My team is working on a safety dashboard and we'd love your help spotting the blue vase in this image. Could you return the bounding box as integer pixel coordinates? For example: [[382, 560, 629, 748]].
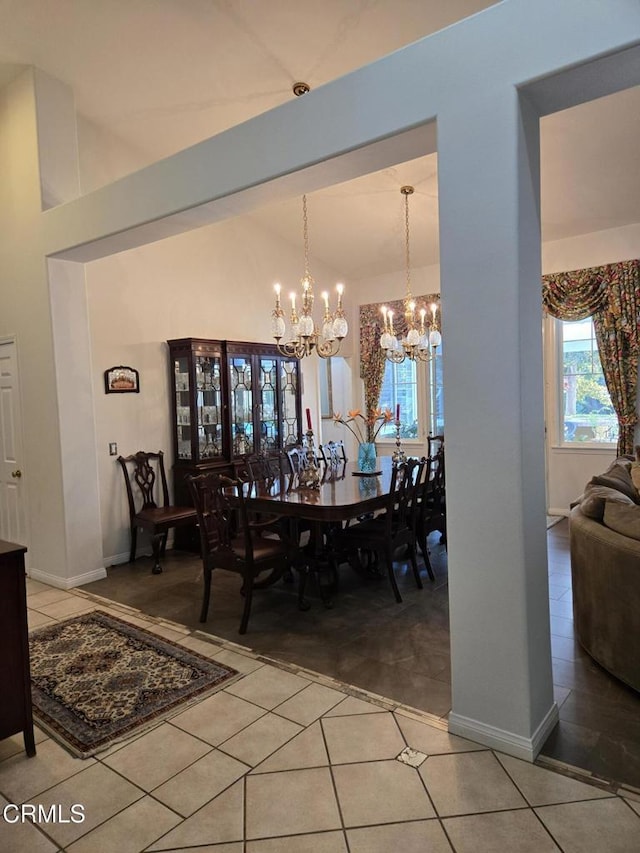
[[358, 442, 377, 473]]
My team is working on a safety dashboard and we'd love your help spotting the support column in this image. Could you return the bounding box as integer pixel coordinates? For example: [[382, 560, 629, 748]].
[[438, 88, 557, 759]]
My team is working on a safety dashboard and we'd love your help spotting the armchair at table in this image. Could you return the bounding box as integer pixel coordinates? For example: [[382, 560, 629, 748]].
[[187, 472, 308, 633], [117, 451, 197, 575], [334, 458, 425, 603], [414, 448, 447, 579]]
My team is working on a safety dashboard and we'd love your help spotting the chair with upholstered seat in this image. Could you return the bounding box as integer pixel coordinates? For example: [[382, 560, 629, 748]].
[[117, 450, 197, 575], [414, 448, 446, 577], [187, 472, 307, 633]]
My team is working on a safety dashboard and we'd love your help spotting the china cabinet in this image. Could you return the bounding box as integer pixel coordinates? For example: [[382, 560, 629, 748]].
[[167, 338, 302, 548]]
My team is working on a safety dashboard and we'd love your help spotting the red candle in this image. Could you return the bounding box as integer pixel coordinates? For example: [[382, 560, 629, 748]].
[[396, 403, 400, 422], [306, 408, 312, 431]]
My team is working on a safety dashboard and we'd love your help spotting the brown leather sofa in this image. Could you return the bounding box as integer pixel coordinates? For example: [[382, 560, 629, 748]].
[[569, 456, 640, 693]]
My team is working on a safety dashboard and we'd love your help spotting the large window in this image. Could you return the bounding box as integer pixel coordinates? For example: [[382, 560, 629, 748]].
[[377, 353, 443, 440], [559, 318, 617, 444]]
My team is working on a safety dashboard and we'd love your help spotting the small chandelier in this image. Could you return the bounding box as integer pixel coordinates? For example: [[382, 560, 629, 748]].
[[379, 186, 441, 363], [271, 193, 348, 359]]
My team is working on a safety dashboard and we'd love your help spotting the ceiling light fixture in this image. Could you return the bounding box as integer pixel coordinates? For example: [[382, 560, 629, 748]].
[[379, 186, 441, 363], [270, 84, 348, 359]]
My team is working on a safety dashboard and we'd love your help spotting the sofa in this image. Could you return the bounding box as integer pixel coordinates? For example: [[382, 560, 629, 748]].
[[569, 454, 640, 693]]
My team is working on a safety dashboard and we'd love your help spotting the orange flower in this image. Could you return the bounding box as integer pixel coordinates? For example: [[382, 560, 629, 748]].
[[347, 409, 361, 419]]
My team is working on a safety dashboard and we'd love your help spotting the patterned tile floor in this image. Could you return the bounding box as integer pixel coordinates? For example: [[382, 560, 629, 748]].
[[1, 584, 639, 852]]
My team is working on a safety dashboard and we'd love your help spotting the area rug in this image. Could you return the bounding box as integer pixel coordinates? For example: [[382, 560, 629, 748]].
[[28, 610, 238, 758]]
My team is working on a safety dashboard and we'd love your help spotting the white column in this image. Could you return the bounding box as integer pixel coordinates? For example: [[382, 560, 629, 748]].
[[438, 88, 557, 759]]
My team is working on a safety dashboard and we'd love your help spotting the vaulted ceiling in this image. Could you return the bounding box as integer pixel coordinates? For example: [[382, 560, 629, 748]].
[[1, 0, 639, 277]]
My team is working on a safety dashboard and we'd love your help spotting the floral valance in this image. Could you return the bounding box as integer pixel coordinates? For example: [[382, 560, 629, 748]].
[[544, 259, 640, 456]]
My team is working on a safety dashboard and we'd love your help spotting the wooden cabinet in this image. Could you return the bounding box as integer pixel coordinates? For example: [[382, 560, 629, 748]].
[[167, 338, 302, 549], [0, 541, 35, 757]]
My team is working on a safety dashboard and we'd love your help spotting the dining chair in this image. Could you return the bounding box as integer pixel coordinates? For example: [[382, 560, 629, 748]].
[[413, 449, 446, 580], [318, 440, 347, 468], [187, 472, 308, 633], [334, 458, 425, 603], [117, 451, 197, 574]]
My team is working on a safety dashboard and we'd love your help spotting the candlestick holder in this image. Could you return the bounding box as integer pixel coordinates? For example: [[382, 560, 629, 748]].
[[391, 420, 406, 464], [300, 429, 321, 489]]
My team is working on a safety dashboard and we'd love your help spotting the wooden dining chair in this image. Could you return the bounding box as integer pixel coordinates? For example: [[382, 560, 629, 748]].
[[334, 458, 424, 603], [187, 472, 307, 633], [117, 451, 197, 575], [318, 440, 347, 468]]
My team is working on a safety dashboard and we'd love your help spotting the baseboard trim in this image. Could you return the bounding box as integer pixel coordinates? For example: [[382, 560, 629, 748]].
[[448, 702, 559, 761], [548, 508, 570, 518], [28, 565, 107, 590]]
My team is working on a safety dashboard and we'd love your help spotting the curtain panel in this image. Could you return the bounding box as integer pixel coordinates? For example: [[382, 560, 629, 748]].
[[542, 260, 640, 455], [359, 294, 439, 439]]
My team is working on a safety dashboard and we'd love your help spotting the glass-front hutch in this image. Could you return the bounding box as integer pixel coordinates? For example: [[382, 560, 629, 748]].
[[167, 338, 302, 547]]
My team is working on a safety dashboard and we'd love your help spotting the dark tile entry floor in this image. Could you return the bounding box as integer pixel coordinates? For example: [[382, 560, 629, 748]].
[[83, 521, 640, 790]]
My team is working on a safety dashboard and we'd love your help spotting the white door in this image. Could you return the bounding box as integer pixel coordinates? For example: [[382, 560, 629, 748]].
[[0, 339, 28, 546]]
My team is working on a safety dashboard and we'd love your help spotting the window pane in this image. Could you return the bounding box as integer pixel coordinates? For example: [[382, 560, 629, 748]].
[[430, 350, 444, 435], [378, 359, 418, 438], [561, 318, 617, 444]]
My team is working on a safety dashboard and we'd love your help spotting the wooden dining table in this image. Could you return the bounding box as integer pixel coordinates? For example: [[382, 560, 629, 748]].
[[238, 456, 396, 606], [240, 455, 395, 524]]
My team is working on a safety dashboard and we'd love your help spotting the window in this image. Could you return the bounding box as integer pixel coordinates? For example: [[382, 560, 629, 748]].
[[559, 318, 617, 444], [377, 353, 443, 440]]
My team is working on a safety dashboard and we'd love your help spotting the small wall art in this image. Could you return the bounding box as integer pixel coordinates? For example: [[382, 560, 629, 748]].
[[104, 366, 140, 394]]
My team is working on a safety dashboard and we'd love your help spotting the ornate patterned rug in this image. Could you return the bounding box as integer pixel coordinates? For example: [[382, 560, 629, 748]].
[[29, 610, 238, 758]]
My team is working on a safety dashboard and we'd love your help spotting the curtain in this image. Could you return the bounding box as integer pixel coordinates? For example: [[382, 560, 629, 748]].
[[543, 260, 640, 456], [359, 294, 439, 440]]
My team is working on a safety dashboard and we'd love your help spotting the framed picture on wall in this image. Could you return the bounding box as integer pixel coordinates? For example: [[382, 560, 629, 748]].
[[104, 366, 140, 394], [319, 357, 333, 418]]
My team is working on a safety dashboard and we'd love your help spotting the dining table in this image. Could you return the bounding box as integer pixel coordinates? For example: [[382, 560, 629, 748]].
[[238, 456, 397, 606]]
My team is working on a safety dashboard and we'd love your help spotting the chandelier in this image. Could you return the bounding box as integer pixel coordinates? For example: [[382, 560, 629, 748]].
[[379, 186, 441, 363], [271, 193, 348, 359]]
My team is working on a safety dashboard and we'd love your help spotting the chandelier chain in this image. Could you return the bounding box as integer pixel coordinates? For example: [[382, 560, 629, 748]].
[[302, 194, 310, 277], [404, 191, 411, 297]]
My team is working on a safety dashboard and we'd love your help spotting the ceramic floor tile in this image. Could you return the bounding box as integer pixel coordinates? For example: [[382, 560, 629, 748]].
[[535, 796, 640, 853], [209, 647, 265, 674], [26, 578, 55, 595], [28, 762, 144, 846], [153, 749, 249, 817], [169, 689, 266, 745], [27, 610, 57, 629], [251, 720, 329, 773], [496, 752, 614, 806], [443, 809, 562, 852], [27, 588, 73, 608], [347, 819, 453, 853], [321, 711, 405, 764], [419, 751, 527, 817], [147, 781, 244, 849], [0, 795, 59, 853], [246, 767, 341, 839], [219, 712, 302, 767], [333, 760, 435, 827], [0, 738, 92, 803], [0, 727, 48, 763], [394, 711, 482, 755], [102, 723, 211, 791], [274, 682, 345, 725], [34, 598, 97, 620], [224, 665, 310, 709], [323, 695, 386, 716], [65, 795, 181, 853], [246, 831, 348, 852]]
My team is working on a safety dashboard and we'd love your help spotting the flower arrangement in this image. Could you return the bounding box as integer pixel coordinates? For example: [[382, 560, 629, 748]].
[[332, 407, 394, 443]]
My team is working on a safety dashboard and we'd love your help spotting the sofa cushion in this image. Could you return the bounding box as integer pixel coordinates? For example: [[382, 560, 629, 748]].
[[602, 500, 640, 541], [631, 461, 640, 493], [579, 483, 635, 521], [590, 463, 640, 503]]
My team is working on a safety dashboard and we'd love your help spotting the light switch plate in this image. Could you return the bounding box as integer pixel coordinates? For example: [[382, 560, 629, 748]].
[[109, 442, 118, 456]]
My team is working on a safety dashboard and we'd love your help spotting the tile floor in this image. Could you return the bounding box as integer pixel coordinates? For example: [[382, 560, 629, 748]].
[[1, 583, 639, 852], [82, 521, 640, 791]]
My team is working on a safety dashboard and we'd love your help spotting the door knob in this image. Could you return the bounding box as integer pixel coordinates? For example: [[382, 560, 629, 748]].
[[11, 469, 22, 478]]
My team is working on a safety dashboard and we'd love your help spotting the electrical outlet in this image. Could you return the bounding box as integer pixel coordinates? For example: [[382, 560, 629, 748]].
[[109, 442, 118, 456]]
